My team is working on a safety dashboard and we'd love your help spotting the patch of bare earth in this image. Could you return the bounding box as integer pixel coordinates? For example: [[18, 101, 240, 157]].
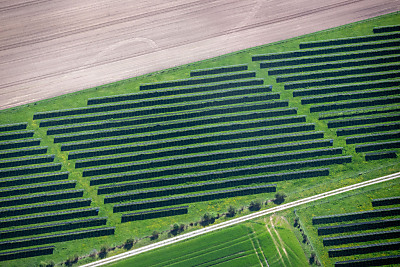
[[0, 0, 398, 110]]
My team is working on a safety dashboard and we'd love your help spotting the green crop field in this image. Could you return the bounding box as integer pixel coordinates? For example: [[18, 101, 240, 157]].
[[260, 214, 308, 266], [108, 224, 261, 267], [109, 216, 308, 267], [0, 10, 399, 267]]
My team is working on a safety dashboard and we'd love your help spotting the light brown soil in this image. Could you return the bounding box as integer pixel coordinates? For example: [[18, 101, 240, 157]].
[[0, 0, 398, 110]]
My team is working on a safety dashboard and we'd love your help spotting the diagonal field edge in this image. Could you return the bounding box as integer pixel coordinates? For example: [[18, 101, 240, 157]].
[[81, 171, 400, 267]]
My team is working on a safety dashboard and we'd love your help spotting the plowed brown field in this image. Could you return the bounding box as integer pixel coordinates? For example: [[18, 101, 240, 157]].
[[0, 0, 398, 110]]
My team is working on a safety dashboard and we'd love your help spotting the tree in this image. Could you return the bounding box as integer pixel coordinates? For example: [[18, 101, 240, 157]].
[[226, 205, 236, 217], [169, 223, 180, 235], [273, 192, 287, 204], [302, 232, 309, 244], [294, 216, 300, 227], [124, 238, 135, 250], [151, 230, 159, 240], [249, 200, 261, 211], [200, 212, 215, 226], [99, 245, 108, 259], [64, 254, 79, 266], [64, 258, 73, 267], [309, 251, 317, 264]]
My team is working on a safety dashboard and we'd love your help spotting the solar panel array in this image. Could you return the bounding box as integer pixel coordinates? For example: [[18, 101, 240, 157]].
[[0, 123, 111, 261], [254, 26, 400, 162], [312, 196, 400, 266]]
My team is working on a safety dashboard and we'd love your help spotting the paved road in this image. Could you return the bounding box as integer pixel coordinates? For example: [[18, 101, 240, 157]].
[[81, 171, 400, 267], [0, 0, 399, 110]]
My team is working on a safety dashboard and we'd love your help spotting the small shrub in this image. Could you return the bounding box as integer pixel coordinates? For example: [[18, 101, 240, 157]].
[[99, 245, 109, 259], [294, 216, 300, 227], [249, 200, 261, 211], [302, 232, 309, 244], [309, 251, 316, 264], [169, 223, 180, 235], [124, 238, 135, 250], [226, 205, 236, 217], [150, 230, 159, 240], [273, 192, 287, 204], [64, 254, 79, 266], [200, 212, 215, 226]]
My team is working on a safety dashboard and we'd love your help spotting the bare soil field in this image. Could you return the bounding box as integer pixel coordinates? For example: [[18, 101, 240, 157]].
[[0, 0, 398, 110]]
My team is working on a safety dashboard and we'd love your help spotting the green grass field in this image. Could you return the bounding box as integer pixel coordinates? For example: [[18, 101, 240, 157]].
[[108, 224, 260, 267], [0, 10, 399, 267], [109, 215, 309, 267]]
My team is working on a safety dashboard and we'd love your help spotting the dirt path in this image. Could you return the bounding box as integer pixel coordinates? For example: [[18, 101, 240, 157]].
[[248, 232, 264, 267], [270, 216, 291, 263], [264, 217, 285, 266], [250, 225, 270, 267], [1, 0, 398, 110]]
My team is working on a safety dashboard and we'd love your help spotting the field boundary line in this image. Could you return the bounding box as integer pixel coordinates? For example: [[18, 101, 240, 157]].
[[81, 172, 400, 267]]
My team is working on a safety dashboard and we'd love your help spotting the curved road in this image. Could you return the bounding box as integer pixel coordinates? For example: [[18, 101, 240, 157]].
[[0, 0, 399, 110], [82, 171, 400, 267]]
